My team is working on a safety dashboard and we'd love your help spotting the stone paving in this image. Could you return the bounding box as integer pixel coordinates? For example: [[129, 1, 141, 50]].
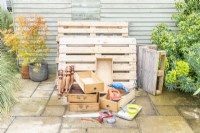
[[0, 75, 200, 133]]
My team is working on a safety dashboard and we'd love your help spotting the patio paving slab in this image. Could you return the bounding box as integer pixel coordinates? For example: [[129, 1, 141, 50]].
[[31, 89, 52, 98], [41, 74, 56, 84], [42, 106, 66, 116], [6, 117, 61, 133], [156, 106, 179, 116], [0, 117, 14, 129], [62, 116, 137, 129], [135, 88, 147, 97], [60, 129, 86, 133], [11, 98, 48, 116], [138, 116, 194, 133], [177, 106, 200, 119], [135, 97, 156, 115], [0, 129, 6, 133], [149, 90, 200, 106], [16, 79, 39, 98], [87, 128, 139, 133], [48, 91, 67, 106], [188, 119, 200, 133], [36, 83, 55, 91]]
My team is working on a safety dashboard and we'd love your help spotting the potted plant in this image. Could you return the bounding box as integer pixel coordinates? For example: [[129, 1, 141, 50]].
[[1, 16, 49, 81], [1, 27, 31, 79], [18, 16, 49, 82]]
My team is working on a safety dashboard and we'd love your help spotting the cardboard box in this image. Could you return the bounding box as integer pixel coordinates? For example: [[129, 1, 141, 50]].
[[99, 89, 135, 112], [66, 84, 98, 103], [74, 71, 104, 93]]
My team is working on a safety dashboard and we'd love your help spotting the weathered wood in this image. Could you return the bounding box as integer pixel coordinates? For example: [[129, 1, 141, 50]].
[[68, 102, 99, 112], [96, 58, 113, 93], [59, 37, 136, 45], [138, 47, 159, 95]]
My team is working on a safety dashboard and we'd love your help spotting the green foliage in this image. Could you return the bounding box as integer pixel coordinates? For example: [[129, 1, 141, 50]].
[[0, 52, 19, 116], [0, 9, 13, 30], [165, 70, 177, 91], [151, 0, 200, 94], [176, 61, 189, 77], [0, 9, 19, 116]]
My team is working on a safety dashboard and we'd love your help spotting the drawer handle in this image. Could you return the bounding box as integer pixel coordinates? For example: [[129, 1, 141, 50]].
[[77, 95, 86, 100], [106, 105, 110, 108], [94, 87, 97, 90], [79, 105, 89, 110]]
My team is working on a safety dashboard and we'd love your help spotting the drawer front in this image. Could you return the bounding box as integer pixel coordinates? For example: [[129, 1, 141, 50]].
[[84, 83, 104, 93], [69, 103, 99, 112], [99, 98, 118, 112], [67, 94, 98, 103]]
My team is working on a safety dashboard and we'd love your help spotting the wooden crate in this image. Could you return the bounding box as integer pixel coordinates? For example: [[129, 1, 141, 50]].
[[137, 45, 166, 95], [74, 71, 104, 93], [58, 37, 137, 88], [67, 84, 98, 103], [99, 89, 135, 112], [57, 21, 128, 42], [96, 57, 113, 93]]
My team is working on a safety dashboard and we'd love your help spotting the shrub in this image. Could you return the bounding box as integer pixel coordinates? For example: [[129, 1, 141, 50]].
[[151, 0, 200, 94]]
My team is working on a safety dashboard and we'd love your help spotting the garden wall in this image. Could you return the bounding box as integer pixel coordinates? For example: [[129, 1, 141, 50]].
[[12, 0, 177, 73]]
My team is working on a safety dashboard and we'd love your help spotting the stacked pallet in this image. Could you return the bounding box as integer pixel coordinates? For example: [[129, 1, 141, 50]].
[[56, 22, 137, 112]]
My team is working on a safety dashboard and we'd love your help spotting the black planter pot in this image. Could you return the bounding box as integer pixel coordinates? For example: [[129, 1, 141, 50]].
[[29, 62, 48, 82]]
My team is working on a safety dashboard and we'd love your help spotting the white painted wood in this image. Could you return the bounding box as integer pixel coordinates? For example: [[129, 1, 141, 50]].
[[59, 37, 136, 45]]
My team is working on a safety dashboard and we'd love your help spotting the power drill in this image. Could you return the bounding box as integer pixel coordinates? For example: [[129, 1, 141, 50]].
[[108, 83, 129, 93]]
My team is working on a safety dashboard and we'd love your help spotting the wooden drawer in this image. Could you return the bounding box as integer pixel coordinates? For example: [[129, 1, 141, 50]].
[[74, 71, 104, 93], [69, 102, 99, 112], [99, 89, 135, 112], [67, 84, 98, 103]]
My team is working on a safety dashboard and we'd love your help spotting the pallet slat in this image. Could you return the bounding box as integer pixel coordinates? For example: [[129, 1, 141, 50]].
[[59, 46, 136, 54]]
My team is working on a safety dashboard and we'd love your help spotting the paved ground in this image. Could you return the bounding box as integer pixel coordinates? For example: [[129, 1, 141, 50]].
[[0, 75, 200, 133]]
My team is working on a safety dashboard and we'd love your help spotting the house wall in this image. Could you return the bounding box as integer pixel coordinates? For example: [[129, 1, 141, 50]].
[[12, 0, 177, 73]]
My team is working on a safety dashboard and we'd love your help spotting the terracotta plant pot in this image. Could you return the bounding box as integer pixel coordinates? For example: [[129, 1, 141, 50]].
[[21, 65, 30, 79]]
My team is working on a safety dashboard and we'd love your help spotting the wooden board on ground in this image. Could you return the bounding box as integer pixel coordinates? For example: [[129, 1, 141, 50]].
[[96, 58, 113, 94], [137, 45, 166, 95]]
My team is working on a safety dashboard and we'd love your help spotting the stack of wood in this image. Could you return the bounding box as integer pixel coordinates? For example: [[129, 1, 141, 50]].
[[58, 67, 104, 112]]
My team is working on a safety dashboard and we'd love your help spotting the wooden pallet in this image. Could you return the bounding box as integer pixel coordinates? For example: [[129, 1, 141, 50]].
[[137, 45, 166, 95], [57, 37, 137, 88], [57, 22, 128, 41]]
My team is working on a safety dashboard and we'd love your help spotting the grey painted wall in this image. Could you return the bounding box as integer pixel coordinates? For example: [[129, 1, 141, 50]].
[[12, 0, 177, 73]]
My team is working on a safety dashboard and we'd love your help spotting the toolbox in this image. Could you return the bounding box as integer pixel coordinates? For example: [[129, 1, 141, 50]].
[[99, 89, 135, 112], [74, 71, 104, 93], [66, 84, 98, 103]]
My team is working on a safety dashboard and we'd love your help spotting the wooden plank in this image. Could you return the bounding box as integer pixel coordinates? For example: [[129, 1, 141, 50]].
[[113, 72, 136, 80], [59, 54, 136, 62], [140, 47, 159, 95], [58, 21, 128, 27], [101, 9, 177, 13], [59, 38, 136, 45], [59, 46, 136, 54], [58, 63, 136, 71], [58, 28, 127, 34], [96, 58, 113, 93], [13, 3, 71, 8]]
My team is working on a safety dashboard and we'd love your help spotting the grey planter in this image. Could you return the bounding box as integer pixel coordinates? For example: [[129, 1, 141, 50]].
[[29, 62, 48, 82]]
